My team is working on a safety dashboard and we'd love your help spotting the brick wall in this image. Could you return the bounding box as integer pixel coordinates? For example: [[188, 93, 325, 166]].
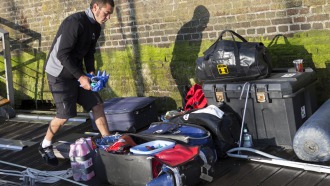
[[2, 0, 330, 51], [1, 0, 330, 111]]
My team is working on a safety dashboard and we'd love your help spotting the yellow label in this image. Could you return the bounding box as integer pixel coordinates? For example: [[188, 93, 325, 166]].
[[217, 64, 229, 75]]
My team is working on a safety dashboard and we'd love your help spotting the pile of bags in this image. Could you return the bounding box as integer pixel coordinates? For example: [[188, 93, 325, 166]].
[[69, 104, 241, 185]]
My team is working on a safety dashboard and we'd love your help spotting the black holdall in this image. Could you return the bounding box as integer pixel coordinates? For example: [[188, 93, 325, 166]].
[[196, 29, 272, 82]]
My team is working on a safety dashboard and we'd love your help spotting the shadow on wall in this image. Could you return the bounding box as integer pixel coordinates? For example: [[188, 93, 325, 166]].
[[95, 29, 119, 99], [267, 34, 315, 70], [317, 61, 330, 105], [0, 17, 47, 110], [170, 5, 210, 107], [115, 2, 145, 97]]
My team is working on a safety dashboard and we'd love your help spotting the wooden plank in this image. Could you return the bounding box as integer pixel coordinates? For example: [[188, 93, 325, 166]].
[[287, 171, 328, 186], [205, 159, 262, 185], [260, 168, 303, 186], [231, 164, 281, 186], [317, 175, 330, 186]]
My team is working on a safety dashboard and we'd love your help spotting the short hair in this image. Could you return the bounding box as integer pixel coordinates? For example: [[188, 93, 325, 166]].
[[90, 0, 115, 9]]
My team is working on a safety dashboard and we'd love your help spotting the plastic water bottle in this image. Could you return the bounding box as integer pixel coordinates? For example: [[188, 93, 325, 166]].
[[69, 144, 82, 181], [70, 138, 95, 181], [243, 128, 253, 148]]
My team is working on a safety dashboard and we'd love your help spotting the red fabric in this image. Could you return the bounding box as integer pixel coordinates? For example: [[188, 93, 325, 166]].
[[106, 139, 131, 154], [184, 84, 207, 111], [154, 144, 199, 167], [152, 159, 163, 178]]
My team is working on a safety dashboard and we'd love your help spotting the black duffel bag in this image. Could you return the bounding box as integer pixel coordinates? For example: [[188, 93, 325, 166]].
[[196, 29, 272, 82]]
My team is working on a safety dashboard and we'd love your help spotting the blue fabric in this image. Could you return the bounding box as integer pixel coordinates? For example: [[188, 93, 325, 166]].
[[87, 70, 110, 92]]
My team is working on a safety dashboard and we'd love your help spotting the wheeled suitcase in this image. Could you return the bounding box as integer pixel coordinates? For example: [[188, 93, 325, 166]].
[[90, 97, 158, 132], [202, 68, 318, 147]]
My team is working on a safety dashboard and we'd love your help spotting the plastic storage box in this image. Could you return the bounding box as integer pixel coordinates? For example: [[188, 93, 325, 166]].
[[130, 140, 175, 155], [202, 68, 318, 147]]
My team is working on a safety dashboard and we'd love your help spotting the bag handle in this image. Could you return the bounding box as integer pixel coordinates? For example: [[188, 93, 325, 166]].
[[218, 29, 248, 42], [267, 34, 290, 48], [203, 30, 246, 64]]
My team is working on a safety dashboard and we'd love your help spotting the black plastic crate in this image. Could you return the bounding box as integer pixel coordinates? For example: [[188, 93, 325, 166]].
[[202, 68, 318, 147]]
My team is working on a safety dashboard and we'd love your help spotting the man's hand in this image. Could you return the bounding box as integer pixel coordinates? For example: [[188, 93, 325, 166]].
[[78, 75, 92, 90]]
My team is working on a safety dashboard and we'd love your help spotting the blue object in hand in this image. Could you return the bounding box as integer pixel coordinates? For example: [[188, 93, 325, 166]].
[[89, 70, 110, 92]]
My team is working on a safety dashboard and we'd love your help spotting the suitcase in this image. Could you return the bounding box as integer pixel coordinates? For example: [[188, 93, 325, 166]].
[[202, 67, 318, 147], [90, 97, 158, 132]]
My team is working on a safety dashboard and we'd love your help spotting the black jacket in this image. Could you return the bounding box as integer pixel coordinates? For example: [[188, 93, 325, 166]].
[[45, 8, 101, 80]]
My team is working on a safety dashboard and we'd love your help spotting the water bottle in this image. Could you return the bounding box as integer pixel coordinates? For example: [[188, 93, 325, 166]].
[[243, 128, 253, 148], [69, 144, 82, 181], [70, 138, 95, 181]]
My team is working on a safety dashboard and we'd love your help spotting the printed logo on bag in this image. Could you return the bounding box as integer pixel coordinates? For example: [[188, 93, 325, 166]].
[[183, 114, 190, 120], [217, 64, 229, 75]]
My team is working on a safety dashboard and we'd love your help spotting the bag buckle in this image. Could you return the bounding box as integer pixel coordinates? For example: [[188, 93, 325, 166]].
[[200, 164, 213, 182]]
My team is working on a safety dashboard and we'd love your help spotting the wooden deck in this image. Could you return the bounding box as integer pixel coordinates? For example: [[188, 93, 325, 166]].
[[0, 114, 330, 186]]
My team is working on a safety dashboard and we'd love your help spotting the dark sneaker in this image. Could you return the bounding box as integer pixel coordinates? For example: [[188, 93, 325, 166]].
[[38, 143, 58, 166]]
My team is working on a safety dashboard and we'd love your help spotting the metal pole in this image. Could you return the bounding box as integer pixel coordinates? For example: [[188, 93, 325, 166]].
[[0, 28, 15, 107]]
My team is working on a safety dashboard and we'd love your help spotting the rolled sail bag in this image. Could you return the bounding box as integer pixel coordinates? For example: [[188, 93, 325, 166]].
[[293, 99, 330, 162]]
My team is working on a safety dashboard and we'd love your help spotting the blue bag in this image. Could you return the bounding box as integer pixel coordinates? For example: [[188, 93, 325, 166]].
[[140, 122, 212, 146]]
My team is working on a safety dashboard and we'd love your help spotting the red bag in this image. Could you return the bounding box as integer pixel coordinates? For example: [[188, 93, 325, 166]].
[[154, 144, 199, 167], [184, 84, 207, 111], [106, 135, 136, 154]]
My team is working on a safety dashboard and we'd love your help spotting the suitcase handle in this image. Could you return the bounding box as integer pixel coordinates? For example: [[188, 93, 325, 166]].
[[135, 104, 153, 114]]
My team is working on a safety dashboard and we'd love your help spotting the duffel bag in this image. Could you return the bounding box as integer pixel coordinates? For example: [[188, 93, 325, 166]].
[[196, 29, 272, 82], [139, 122, 212, 146], [139, 121, 217, 164], [168, 105, 241, 158]]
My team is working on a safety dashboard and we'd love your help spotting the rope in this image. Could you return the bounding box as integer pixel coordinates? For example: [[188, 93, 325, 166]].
[[21, 168, 73, 184], [0, 160, 87, 186]]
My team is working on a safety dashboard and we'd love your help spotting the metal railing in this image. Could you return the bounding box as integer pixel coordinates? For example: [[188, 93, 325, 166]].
[[0, 28, 15, 107]]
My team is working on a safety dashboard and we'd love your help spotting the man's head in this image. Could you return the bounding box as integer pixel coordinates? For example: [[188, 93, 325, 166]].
[[90, 0, 115, 25]]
